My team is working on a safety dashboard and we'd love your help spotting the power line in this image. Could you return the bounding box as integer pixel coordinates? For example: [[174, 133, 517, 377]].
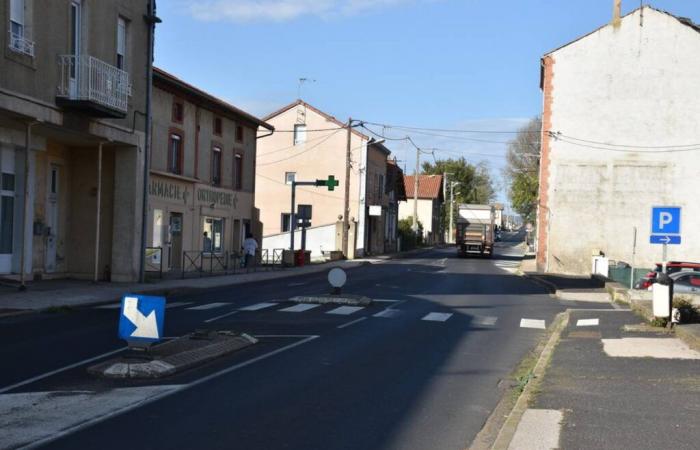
[[257, 131, 335, 157], [552, 132, 700, 151], [362, 121, 539, 134], [551, 133, 700, 153], [257, 129, 344, 166]]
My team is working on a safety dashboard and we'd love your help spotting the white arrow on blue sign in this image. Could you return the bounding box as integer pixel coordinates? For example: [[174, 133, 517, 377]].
[[650, 206, 681, 245], [118, 294, 165, 343]]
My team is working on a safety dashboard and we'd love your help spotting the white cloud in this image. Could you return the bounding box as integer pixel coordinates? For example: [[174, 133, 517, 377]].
[[187, 0, 416, 23]]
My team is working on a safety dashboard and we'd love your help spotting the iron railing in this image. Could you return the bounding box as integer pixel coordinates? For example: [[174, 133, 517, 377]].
[[180, 249, 287, 278], [8, 31, 34, 57], [57, 55, 131, 113]]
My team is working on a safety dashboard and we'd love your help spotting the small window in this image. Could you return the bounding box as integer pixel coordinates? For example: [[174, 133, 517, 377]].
[[211, 146, 222, 186], [235, 125, 244, 142], [168, 134, 182, 175], [281, 213, 291, 232], [214, 117, 223, 136], [172, 100, 184, 123], [285, 172, 296, 185], [293, 124, 306, 145], [203, 217, 224, 253], [116, 17, 127, 70], [234, 154, 243, 190], [10, 0, 25, 38]]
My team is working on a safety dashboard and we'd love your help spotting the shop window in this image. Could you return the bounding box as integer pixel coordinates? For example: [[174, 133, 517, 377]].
[[211, 146, 222, 186], [168, 133, 182, 175], [234, 154, 243, 190], [203, 217, 223, 253]]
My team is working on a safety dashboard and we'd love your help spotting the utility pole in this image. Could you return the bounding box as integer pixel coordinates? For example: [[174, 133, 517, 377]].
[[342, 118, 352, 257], [449, 182, 456, 244], [412, 146, 420, 233]]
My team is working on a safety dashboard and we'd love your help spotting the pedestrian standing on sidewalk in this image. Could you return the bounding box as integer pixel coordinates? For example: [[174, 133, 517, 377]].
[[243, 233, 258, 269]]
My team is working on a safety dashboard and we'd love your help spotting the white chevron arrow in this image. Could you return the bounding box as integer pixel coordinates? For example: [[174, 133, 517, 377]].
[[123, 296, 159, 339]]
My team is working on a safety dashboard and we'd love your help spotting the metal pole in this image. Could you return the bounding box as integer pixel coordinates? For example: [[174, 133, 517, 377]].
[[139, 0, 158, 283], [93, 143, 103, 282], [412, 147, 420, 232], [342, 118, 352, 257], [290, 181, 296, 252], [630, 226, 637, 289], [19, 122, 35, 291], [662, 243, 668, 264]]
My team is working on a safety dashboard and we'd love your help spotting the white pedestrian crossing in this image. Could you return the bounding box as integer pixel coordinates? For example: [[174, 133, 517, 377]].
[[520, 318, 546, 329], [186, 302, 229, 311], [421, 312, 453, 322], [326, 306, 364, 315], [239, 302, 277, 311], [576, 318, 599, 327], [473, 315, 498, 326], [279, 303, 320, 313]]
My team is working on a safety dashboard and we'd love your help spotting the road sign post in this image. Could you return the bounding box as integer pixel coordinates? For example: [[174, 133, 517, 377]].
[[290, 176, 341, 255], [649, 206, 682, 262]]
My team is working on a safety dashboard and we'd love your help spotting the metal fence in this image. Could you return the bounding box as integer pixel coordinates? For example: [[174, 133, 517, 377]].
[[180, 248, 287, 279], [57, 55, 131, 113], [608, 264, 652, 288]]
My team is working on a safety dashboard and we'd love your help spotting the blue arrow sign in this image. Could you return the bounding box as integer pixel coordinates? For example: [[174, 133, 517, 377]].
[[650, 235, 681, 245], [118, 294, 165, 344]]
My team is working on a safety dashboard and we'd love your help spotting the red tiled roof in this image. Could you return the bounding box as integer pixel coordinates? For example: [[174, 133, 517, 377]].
[[404, 174, 443, 200]]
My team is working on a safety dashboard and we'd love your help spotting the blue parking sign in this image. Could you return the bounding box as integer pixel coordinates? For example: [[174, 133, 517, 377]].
[[118, 294, 165, 344], [651, 207, 681, 235]]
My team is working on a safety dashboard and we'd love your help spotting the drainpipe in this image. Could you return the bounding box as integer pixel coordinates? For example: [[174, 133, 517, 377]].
[[93, 143, 103, 282], [19, 121, 38, 291], [139, 0, 161, 283]]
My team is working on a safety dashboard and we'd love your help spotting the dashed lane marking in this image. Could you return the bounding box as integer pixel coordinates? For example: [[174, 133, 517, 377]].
[[185, 302, 229, 311], [520, 318, 546, 329], [576, 318, 599, 327], [422, 312, 453, 322], [337, 317, 367, 329], [239, 302, 277, 311], [204, 310, 239, 323], [279, 303, 320, 313], [327, 306, 364, 315], [373, 309, 401, 319]]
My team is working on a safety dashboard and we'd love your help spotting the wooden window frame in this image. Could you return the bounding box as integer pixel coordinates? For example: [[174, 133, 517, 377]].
[[234, 153, 243, 191], [211, 143, 222, 187], [167, 128, 184, 175]]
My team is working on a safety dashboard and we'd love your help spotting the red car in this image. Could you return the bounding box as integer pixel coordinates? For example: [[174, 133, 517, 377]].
[[635, 261, 700, 289]]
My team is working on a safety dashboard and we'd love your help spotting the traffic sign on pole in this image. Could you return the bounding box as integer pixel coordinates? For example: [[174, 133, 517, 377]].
[[650, 206, 681, 246], [118, 294, 165, 345]]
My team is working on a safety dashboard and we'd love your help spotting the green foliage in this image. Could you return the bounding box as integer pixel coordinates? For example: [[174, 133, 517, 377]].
[[504, 117, 541, 223], [398, 216, 423, 250]]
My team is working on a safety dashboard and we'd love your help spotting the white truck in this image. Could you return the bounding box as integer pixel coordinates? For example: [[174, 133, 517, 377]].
[[456, 204, 495, 257]]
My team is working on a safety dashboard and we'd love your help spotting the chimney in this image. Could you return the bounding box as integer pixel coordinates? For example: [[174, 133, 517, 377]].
[[612, 0, 622, 27]]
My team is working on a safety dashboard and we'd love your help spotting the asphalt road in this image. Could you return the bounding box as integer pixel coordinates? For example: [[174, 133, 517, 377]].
[[0, 233, 579, 450]]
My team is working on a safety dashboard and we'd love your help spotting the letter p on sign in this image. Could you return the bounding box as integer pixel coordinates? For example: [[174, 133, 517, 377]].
[[659, 212, 673, 229]]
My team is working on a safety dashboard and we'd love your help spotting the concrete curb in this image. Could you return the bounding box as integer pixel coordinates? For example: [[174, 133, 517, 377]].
[[489, 311, 570, 450]]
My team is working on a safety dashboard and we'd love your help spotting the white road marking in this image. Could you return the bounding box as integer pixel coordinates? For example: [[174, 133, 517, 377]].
[[0, 347, 126, 395], [474, 315, 498, 326], [576, 318, 599, 327], [602, 338, 700, 359], [166, 301, 193, 309], [203, 310, 239, 323], [373, 299, 400, 303], [520, 318, 546, 329], [507, 409, 563, 450], [279, 303, 320, 313], [239, 302, 277, 311], [12, 336, 319, 450], [422, 312, 453, 322], [288, 282, 307, 287], [185, 302, 229, 311], [337, 317, 368, 329], [327, 306, 364, 315], [373, 309, 401, 319], [94, 303, 120, 309]]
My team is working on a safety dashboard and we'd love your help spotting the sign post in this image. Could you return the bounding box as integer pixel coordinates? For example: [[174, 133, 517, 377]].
[[649, 206, 682, 263], [290, 176, 340, 253], [118, 294, 165, 350]]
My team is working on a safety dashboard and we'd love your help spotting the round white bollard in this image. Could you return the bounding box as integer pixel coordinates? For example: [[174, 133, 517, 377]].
[[328, 268, 347, 289]]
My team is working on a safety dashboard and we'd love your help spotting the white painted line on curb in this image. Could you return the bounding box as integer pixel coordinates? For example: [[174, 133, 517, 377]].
[[0, 347, 126, 395], [576, 318, 599, 327], [422, 312, 453, 322], [520, 318, 546, 329], [279, 303, 320, 313], [186, 302, 229, 311], [16, 336, 320, 450], [204, 310, 239, 323], [337, 317, 367, 329], [327, 306, 364, 315], [239, 302, 277, 311]]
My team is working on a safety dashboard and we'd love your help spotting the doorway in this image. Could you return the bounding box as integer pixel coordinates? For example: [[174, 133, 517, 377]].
[[0, 149, 16, 274], [168, 212, 183, 270], [45, 165, 60, 273], [68, 0, 82, 97]]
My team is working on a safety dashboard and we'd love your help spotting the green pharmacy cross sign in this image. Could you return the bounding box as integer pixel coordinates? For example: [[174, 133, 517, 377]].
[[316, 176, 340, 191]]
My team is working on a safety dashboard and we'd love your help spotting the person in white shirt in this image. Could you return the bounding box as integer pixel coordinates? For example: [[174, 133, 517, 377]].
[[243, 233, 258, 268]]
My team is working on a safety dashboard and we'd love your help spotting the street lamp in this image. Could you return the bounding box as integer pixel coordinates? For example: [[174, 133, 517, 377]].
[[449, 181, 461, 244]]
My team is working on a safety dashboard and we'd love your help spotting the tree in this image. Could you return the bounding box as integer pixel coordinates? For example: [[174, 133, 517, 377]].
[[504, 117, 541, 223]]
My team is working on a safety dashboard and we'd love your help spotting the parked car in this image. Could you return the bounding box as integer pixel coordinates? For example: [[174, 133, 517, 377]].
[[634, 261, 700, 290], [669, 271, 700, 294]]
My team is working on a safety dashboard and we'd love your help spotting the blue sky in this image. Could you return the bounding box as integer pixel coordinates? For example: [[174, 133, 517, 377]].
[[155, 0, 700, 207]]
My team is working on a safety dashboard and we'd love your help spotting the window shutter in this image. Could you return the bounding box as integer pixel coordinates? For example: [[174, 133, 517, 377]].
[[11, 0, 25, 24]]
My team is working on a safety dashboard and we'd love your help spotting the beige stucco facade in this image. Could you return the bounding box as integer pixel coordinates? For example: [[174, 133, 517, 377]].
[[0, 0, 149, 281], [148, 69, 271, 273], [399, 198, 441, 244]]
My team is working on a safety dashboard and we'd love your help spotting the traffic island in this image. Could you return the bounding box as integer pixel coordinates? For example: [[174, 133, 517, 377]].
[[88, 331, 258, 379], [288, 294, 372, 306]]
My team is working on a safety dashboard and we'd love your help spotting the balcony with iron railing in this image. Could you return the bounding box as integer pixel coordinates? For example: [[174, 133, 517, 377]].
[[8, 30, 35, 57], [56, 55, 131, 118]]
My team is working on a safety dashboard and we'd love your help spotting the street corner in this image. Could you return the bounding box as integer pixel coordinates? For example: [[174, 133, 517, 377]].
[[88, 331, 258, 379]]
